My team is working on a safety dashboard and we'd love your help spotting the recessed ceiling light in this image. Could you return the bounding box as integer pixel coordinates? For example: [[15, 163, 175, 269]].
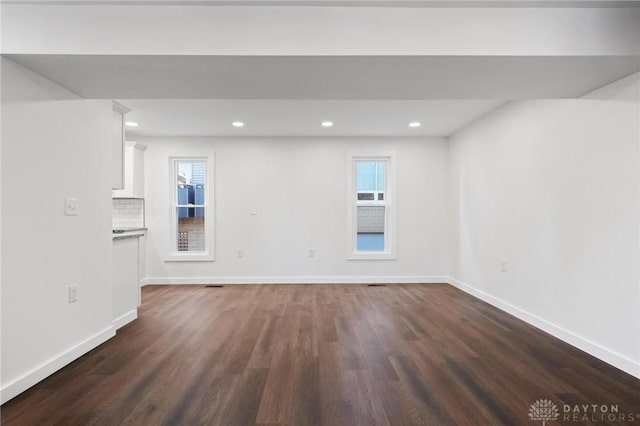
[[409, 121, 421, 128], [125, 121, 139, 127], [232, 121, 244, 128], [321, 121, 334, 127]]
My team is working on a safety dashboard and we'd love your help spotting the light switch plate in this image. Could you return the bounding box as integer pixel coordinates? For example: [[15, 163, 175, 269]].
[[64, 198, 78, 216], [68, 285, 78, 303]]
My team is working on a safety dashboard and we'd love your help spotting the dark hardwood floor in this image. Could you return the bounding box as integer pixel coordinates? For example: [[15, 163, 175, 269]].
[[2, 284, 639, 425]]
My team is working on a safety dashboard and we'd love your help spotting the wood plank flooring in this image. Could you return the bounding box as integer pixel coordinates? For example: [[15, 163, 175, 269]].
[[2, 284, 639, 425]]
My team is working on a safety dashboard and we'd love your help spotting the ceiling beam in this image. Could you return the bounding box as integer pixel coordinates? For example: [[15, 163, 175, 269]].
[[2, 5, 638, 55]]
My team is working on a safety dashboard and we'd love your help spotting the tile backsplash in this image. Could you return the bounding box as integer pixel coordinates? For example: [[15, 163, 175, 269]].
[[112, 198, 145, 229]]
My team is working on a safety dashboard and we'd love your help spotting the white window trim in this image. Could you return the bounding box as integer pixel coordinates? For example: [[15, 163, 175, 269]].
[[165, 153, 215, 262], [346, 151, 397, 260]]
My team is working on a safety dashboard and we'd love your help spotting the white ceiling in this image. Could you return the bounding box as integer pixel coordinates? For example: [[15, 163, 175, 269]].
[[4, 1, 638, 138], [122, 100, 506, 137], [7, 54, 638, 137], [8, 55, 639, 100]]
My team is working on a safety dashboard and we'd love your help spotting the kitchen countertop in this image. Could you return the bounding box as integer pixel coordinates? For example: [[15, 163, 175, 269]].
[[112, 227, 147, 240]]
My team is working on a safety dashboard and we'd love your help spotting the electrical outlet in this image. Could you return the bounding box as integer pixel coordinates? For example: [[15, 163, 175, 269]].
[[64, 198, 78, 216], [68, 285, 78, 303], [237, 248, 244, 258], [501, 260, 508, 272], [308, 248, 316, 258], [250, 208, 258, 215]]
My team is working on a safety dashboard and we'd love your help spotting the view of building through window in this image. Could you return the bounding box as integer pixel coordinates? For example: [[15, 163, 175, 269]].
[[176, 161, 206, 252]]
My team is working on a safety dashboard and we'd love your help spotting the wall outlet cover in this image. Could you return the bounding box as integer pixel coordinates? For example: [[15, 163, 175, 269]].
[[64, 198, 78, 216]]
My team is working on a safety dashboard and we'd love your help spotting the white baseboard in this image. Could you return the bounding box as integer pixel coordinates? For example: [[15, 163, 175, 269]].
[[113, 309, 138, 330], [447, 276, 640, 379], [0, 325, 116, 404], [141, 275, 448, 285]]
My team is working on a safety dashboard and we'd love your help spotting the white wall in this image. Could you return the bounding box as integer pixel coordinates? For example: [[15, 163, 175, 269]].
[[141, 137, 449, 284], [448, 73, 640, 377], [1, 59, 114, 402]]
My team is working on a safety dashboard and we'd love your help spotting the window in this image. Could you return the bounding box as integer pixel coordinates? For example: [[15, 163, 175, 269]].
[[347, 153, 396, 260], [167, 155, 214, 261]]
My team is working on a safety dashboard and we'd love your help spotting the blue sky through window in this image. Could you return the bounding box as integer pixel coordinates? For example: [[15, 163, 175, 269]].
[[356, 161, 384, 193]]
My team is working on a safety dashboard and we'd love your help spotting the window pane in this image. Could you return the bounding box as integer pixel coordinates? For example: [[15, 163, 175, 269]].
[[176, 211, 205, 252], [178, 161, 206, 186], [356, 161, 376, 192], [193, 184, 205, 217], [356, 160, 385, 201], [175, 160, 207, 253], [177, 161, 206, 205], [356, 206, 385, 251], [376, 162, 385, 192]]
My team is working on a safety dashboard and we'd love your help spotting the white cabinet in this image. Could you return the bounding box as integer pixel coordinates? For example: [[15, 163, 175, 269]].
[[112, 141, 146, 198], [112, 237, 140, 329], [112, 102, 130, 190], [138, 234, 146, 306]]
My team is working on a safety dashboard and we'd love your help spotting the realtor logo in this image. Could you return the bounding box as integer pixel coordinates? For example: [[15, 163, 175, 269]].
[[529, 399, 560, 425], [529, 398, 640, 423]]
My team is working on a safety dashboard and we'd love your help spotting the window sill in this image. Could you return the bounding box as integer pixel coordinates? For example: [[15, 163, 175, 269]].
[[165, 252, 215, 262], [347, 252, 396, 261]]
